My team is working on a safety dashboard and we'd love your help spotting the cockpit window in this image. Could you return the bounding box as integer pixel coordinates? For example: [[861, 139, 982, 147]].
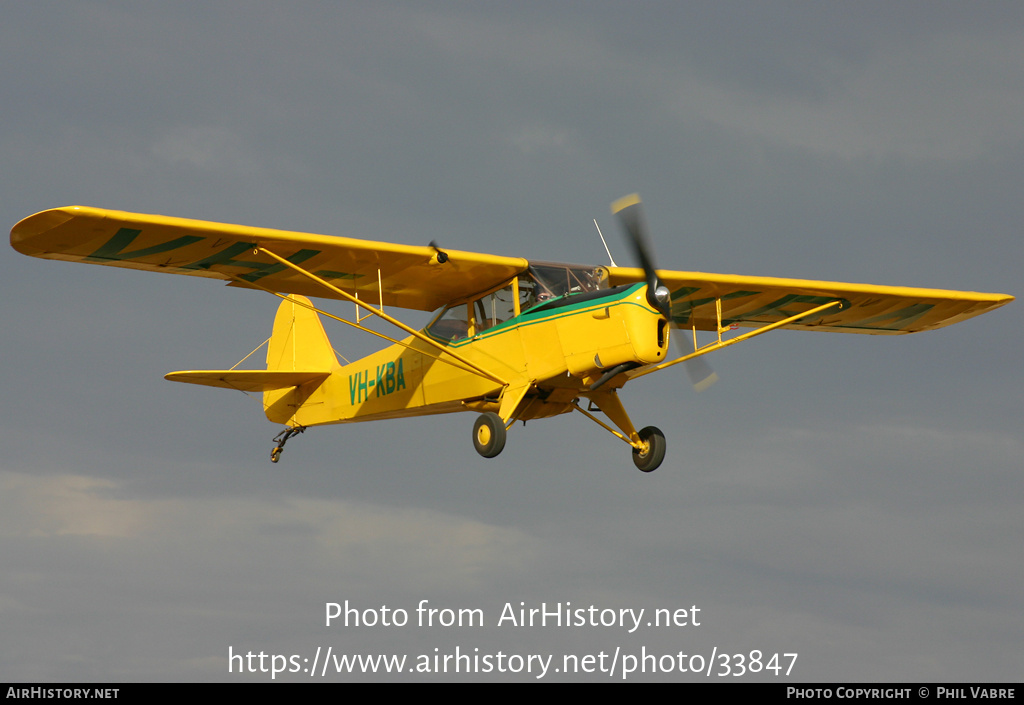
[[427, 303, 471, 341], [426, 264, 608, 340], [427, 282, 518, 341], [475, 283, 517, 333], [521, 264, 607, 311]]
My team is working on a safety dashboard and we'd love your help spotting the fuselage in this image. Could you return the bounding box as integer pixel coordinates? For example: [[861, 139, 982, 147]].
[[275, 282, 669, 428]]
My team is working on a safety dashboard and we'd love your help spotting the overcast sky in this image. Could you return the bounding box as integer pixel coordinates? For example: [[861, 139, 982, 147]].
[[2, 1, 1021, 682]]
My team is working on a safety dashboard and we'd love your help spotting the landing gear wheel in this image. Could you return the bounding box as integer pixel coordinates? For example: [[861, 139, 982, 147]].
[[473, 412, 506, 458], [632, 426, 666, 473]]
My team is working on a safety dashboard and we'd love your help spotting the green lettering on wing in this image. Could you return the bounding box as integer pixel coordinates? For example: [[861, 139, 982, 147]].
[[670, 287, 759, 325], [236, 249, 320, 283], [729, 294, 851, 325], [182, 244, 320, 283], [314, 270, 365, 281], [848, 303, 934, 331], [84, 228, 330, 285], [85, 228, 203, 263]]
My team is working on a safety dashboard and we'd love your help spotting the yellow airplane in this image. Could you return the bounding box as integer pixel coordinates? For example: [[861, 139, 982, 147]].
[[11, 196, 1013, 471]]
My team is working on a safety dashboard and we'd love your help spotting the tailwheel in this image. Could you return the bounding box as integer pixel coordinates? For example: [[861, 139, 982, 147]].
[[632, 426, 666, 473], [270, 425, 306, 464], [472, 412, 506, 458]]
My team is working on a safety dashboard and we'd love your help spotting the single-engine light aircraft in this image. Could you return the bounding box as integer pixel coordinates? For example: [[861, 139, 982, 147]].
[[11, 196, 1013, 471]]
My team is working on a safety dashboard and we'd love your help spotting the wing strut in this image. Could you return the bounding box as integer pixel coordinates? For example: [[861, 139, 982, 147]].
[[255, 246, 509, 387], [229, 275, 495, 379], [628, 299, 844, 381]]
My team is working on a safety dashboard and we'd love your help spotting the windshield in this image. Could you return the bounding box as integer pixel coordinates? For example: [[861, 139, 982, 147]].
[[522, 263, 607, 309]]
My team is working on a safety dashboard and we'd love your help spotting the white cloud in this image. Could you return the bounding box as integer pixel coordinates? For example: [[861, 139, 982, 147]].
[[0, 471, 540, 587]]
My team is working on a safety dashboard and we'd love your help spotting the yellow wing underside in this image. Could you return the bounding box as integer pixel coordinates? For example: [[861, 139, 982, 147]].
[[11, 206, 1012, 334], [606, 267, 1011, 335], [11, 206, 528, 312]]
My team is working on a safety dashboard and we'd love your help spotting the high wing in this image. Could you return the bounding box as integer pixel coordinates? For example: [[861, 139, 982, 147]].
[[606, 267, 1012, 334], [11, 206, 528, 312], [12, 206, 1011, 330]]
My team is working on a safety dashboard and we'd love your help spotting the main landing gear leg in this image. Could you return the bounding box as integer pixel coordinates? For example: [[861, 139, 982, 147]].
[[575, 391, 666, 473], [270, 425, 306, 463]]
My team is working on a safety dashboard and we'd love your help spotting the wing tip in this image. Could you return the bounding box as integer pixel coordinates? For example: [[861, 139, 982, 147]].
[[10, 206, 85, 251]]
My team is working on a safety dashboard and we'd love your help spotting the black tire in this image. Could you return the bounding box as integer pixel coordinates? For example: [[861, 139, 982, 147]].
[[472, 412, 506, 458], [632, 426, 666, 473]]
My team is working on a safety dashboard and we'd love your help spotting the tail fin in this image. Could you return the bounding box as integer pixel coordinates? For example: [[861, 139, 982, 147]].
[[263, 295, 339, 424], [267, 295, 338, 373]]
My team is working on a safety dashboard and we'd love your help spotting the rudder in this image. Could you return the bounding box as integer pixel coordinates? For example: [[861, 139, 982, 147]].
[[267, 295, 339, 372], [264, 295, 340, 424]]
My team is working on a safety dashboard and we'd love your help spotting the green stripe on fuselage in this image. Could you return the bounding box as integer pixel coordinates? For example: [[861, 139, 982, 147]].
[[425, 284, 649, 347]]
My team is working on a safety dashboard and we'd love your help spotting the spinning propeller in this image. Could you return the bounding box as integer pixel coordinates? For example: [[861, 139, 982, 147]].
[[611, 194, 718, 392]]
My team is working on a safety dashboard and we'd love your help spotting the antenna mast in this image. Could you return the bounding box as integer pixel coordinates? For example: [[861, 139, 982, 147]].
[[593, 219, 618, 267]]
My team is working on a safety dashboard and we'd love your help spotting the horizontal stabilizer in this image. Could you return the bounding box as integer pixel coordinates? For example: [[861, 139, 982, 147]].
[[165, 370, 331, 392]]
